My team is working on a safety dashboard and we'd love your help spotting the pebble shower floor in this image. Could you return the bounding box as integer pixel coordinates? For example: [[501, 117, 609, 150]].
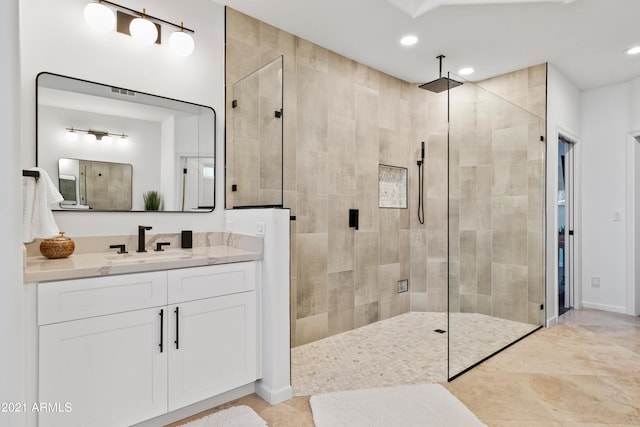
[[291, 312, 539, 396]]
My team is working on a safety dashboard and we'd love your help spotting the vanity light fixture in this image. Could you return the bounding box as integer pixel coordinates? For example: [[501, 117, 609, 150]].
[[129, 9, 157, 46], [66, 127, 129, 144], [84, 1, 116, 33], [65, 127, 80, 142], [170, 22, 195, 56], [83, 0, 195, 55]]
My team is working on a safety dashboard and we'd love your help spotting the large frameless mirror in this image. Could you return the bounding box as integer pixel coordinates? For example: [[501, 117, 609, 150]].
[[36, 72, 216, 212]]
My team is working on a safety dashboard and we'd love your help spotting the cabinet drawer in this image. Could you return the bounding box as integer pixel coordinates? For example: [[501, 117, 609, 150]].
[[168, 262, 256, 303], [38, 272, 167, 325]]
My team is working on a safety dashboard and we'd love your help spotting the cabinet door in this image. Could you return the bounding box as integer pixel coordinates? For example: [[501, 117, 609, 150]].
[[39, 307, 167, 427], [168, 292, 256, 410]]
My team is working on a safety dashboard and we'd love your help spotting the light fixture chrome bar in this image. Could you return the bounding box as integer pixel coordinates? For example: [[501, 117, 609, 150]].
[[66, 127, 129, 138], [99, 0, 194, 34]]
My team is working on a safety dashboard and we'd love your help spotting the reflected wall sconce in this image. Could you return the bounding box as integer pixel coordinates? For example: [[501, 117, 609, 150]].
[[66, 127, 129, 145], [83, 0, 195, 56]]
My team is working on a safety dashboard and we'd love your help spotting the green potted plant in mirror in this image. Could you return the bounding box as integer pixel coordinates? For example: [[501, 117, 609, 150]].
[[143, 191, 162, 211]]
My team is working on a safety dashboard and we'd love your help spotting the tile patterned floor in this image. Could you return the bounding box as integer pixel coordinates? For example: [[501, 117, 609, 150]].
[[291, 312, 538, 395], [171, 309, 640, 427], [448, 312, 540, 376], [445, 309, 640, 426]]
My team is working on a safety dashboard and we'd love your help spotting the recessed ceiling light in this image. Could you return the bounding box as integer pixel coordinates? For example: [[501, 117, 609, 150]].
[[400, 35, 418, 46], [459, 67, 474, 76], [626, 46, 640, 55]]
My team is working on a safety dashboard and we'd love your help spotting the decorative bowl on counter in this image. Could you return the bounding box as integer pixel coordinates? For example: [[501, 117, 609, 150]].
[[40, 232, 75, 259]]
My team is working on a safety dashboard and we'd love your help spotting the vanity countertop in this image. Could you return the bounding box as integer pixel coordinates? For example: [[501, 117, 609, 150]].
[[24, 232, 263, 283], [25, 246, 262, 283]]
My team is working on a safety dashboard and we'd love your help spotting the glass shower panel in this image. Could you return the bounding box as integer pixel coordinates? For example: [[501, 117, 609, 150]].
[[230, 56, 283, 208], [447, 73, 545, 380]]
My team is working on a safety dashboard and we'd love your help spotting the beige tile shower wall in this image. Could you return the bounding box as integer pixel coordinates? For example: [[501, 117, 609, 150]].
[[448, 64, 547, 326], [226, 8, 435, 347], [409, 90, 449, 313]]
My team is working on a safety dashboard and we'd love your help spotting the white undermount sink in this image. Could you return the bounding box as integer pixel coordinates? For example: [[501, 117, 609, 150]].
[[106, 250, 192, 264]]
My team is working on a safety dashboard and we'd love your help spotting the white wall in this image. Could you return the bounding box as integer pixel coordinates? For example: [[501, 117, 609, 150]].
[[0, 0, 26, 425], [20, 0, 225, 235], [225, 209, 292, 405], [629, 76, 640, 315], [636, 137, 640, 314], [581, 82, 630, 313], [545, 64, 581, 325], [548, 65, 640, 319]]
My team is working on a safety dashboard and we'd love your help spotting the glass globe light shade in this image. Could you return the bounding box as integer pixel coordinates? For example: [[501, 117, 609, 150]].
[[130, 16, 158, 46], [84, 2, 115, 33], [85, 133, 96, 143], [102, 135, 113, 145], [118, 135, 129, 145], [66, 129, 79, 142], [170, 31, 195, 56]]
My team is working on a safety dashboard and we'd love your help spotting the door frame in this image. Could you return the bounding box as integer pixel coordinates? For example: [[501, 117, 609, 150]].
[[559, 137, 576, 311], [546, 125, 582, 326]]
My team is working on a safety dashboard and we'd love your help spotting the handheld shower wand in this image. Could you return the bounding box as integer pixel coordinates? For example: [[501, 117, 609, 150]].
[[417, 141, 425, 225]]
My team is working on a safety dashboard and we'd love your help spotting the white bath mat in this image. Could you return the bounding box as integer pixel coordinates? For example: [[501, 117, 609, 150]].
[[310, 383, 487, 427], [180, 405, 267, 427]]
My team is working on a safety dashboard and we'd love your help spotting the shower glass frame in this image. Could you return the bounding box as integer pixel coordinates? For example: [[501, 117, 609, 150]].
[[446, 72, 546, 380]]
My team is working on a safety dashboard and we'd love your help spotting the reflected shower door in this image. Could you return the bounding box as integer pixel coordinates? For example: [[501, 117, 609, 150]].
[[447, 73, 545, 379]]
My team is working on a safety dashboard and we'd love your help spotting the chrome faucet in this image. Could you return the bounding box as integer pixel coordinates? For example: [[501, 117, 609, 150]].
[[137, 226, 152, 252]]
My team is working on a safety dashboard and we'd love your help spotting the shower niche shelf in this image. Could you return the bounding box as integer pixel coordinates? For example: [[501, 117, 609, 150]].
[[378, 164, 407, 209]]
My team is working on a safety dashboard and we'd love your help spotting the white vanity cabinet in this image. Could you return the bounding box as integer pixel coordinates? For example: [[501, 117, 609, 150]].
[[167, 264, 257, 411], [35, 262, 258, 427]]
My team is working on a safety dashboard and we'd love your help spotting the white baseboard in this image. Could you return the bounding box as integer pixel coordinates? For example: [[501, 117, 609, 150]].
[[546, 315, 558, 327], [581, 302, 627, 314], [132, 383, 256, 427], [255, 382, 292, 405]]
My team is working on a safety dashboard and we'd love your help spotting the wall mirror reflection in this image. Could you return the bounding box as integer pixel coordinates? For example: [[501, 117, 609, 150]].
[[59, 158, 132, 211], [229, 56, 283, 208], [37, 72, 216, 212]]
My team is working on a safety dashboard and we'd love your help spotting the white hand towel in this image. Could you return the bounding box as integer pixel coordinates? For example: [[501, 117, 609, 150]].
[[23, 167, 64, 243]]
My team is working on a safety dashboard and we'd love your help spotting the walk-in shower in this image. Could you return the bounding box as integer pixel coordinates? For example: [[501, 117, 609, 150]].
[[225, 8, 546, 395], [291, 70, 546, 392]]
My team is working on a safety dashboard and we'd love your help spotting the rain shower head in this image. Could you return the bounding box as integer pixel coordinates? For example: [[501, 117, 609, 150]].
[[419, 55, 463, 93], [419, 77, 463, 93]]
